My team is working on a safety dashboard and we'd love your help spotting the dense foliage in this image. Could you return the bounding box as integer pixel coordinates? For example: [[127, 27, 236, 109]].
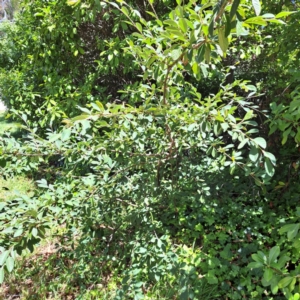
[[0, 0, 300, 299]]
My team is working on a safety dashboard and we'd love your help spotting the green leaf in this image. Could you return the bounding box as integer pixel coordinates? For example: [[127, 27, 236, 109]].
[[207, 270, 218, 284], [179, 289, 189, 300], [13, 228, 23, 238], [230, 164, 236, 175], [252, 252, 266, 264], [278, 276, 294, 288], [6, 256, 14, 273], [0, 268, 4, 284], [245, 16, 267, 26], [290, 277, 297, 292], [221, 122, 229, 132], [279, 223, 299, 234], [263, 268, 273, 282], [262, 13, 275, 19], [279, 223, 300, 240], [249, 146, 259, 162], [192, 62, 199, 75], [179, 18, 188, 34], [292, 239, 300, 249], [200, 64, 208, 78], [268, 246, 280, 264], [238, 138, 249, 149], [287, 224, 300, 240], [218, 27, 229, 54], [95, 101, 104, 111], [277, 255, 290, 269], [263, 152, 276, 166], [282, 127, 292, 145], [204, 44, 211, 64], [230, 0, 240, 21], [164, 19, 179, 28], [265, 158, 275, 177], [271, 281, 279, 295], [254, 137, 266, 149], [295, 127, 300, 144], [225, 18, 232, 37], [0, 251, 9, 266], [67, 0, 81, 6], [135, 22, 143, 33], [293, 293, 300, 300], [196, 45, 205, 63], [252, 0, 261, 16], [138, 247, 147, 254], [71, 114, 89, 122], [61, 128, 71, 141], [32, 228, 38, 238], [208, 18, 214, 37], [236, 20, 249, 36], [121, 6, 130, 17], [80, 120, 91, 135], [275, 11, 296, 18], [268, 19, 286, 25], [248, 261, 263, 269], [170, 48, 182, 61], [244, 110, 254, 121]]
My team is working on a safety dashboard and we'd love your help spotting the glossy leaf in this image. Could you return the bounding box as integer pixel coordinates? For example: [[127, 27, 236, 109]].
[[264, 158, 275, 177], [252, 0, 261, 16], [254, 137, 266, 149], [268, 246, 280, 264], [263, 151, 276, 166]]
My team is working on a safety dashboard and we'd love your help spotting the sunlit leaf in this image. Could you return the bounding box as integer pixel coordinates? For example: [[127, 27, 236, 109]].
[[252, 0, 261, 16], [264, 157, 275, 177], [236, 20, 249, 36], [254, 137, 266, 149], [66, 0, 80, 6], [0, 251, 9, 269], [6, 256, 14, 273], [278, 276, 294, 288], [276, 11, 296, 18], [218, 27, 229, 55]]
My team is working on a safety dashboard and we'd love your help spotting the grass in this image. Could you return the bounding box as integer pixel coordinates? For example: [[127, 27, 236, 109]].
[[0, 175, 35, 201], [0, 112, 23, 137], [0, 231, 120, 300], [0, 112, 35, 201]]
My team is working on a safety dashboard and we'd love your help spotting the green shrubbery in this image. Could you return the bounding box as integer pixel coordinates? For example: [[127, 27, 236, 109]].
[[0, 0, 300, 299]]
